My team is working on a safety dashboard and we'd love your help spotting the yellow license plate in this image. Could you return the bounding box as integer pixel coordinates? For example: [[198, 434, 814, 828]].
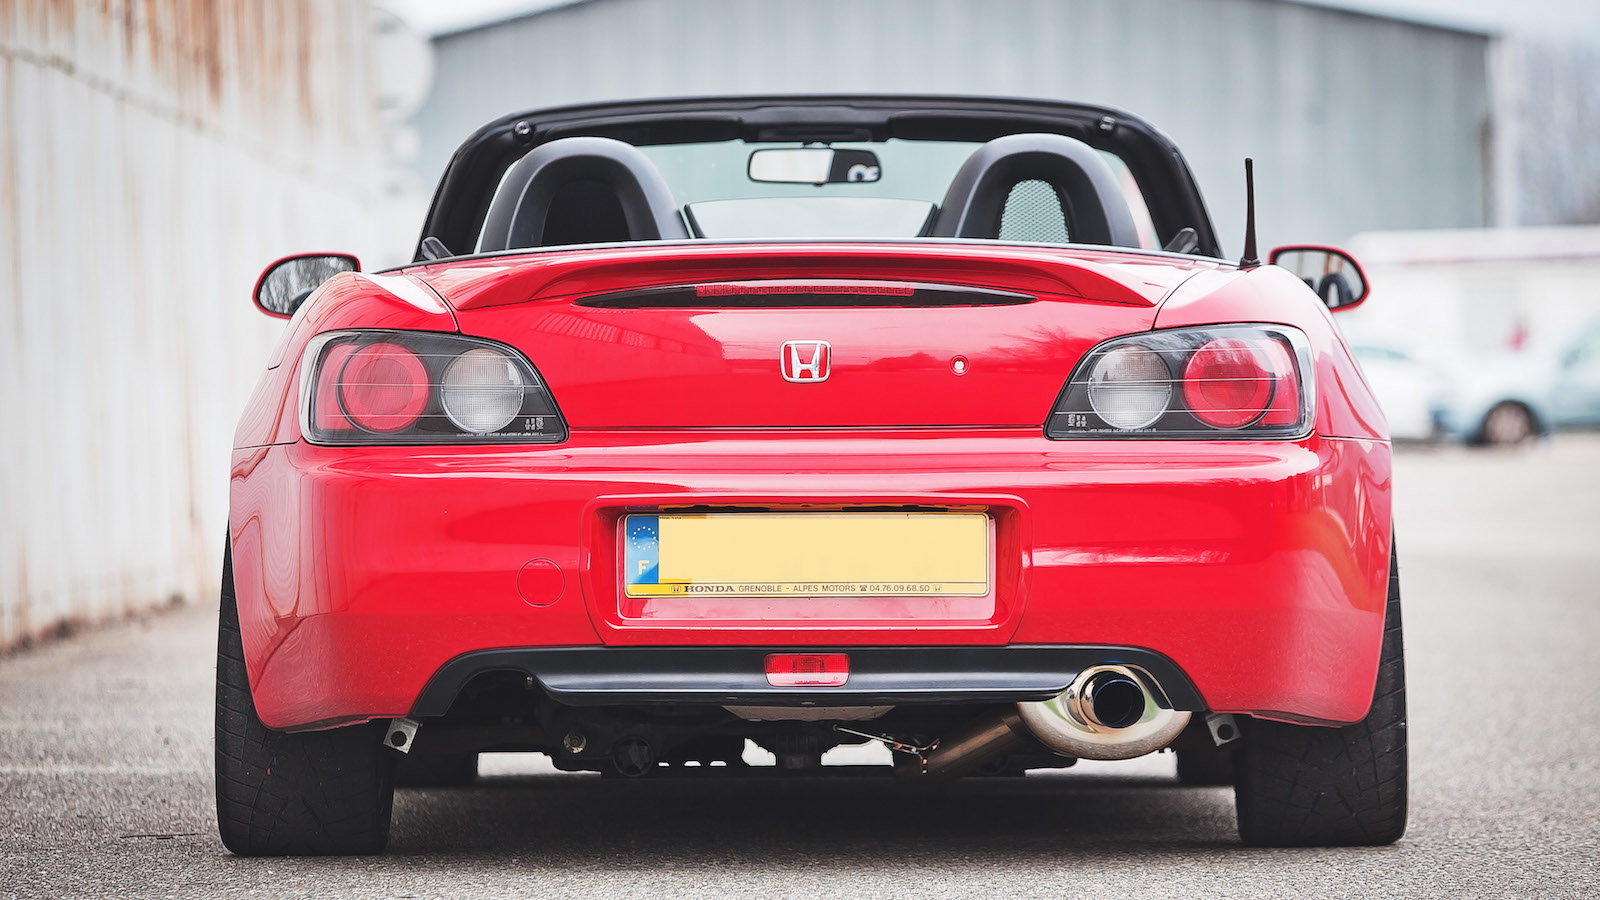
[[622, 512, 990, 598]]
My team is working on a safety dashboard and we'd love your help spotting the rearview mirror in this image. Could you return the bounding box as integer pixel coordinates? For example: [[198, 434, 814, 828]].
[[1269, 245, 1369, 312], [748, 148, 882, 185], [253, 253, 360, 319]]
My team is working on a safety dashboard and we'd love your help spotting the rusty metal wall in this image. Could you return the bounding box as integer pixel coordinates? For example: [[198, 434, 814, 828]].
[[0, 0, 394, 649]]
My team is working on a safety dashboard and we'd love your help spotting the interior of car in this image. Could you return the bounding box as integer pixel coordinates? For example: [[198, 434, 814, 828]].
[[475, 132, 1149, 252]]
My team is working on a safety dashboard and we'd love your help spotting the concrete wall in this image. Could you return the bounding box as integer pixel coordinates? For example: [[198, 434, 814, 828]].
[[412, 0, 1493, 250], [0, 0, 392, 649]]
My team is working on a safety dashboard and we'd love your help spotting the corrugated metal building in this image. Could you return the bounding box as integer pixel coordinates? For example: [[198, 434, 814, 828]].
[[411, 0, 1493, 250], [0, 0, 396, 649]]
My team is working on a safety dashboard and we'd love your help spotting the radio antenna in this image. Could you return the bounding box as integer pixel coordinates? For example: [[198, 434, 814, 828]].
[[1239, 158, 1260, 269]]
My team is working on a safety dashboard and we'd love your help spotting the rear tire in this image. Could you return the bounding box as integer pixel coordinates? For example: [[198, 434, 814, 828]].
[[395, 752, 478, 788], [1232, 543, 1408, 846], [215, 545, 395, 855]]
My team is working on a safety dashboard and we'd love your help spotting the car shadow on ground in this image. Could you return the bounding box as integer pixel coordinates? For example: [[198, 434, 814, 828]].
[[380, 770, 1241, 861]]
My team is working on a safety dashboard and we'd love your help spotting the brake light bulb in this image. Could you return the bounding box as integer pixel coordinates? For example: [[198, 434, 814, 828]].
[[337, 343, 429, 433], [1182, 337, 1275, 429]]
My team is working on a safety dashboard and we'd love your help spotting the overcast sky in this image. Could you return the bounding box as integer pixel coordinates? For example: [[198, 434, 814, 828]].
[[384, 0, 1600, 41]]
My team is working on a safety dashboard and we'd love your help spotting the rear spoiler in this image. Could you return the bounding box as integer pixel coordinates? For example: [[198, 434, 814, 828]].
[[416, 242, 1182, 311]]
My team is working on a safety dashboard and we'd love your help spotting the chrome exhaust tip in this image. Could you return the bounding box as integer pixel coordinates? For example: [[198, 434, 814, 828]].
[[1016, 664, 1191, 761], [1081, 671, 1146, 729]]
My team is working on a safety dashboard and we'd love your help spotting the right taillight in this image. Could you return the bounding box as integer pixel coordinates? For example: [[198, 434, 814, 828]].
[[1047, 324, 1314, 439]]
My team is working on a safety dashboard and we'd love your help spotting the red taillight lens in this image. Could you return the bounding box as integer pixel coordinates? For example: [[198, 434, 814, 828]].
[[765, 653, 849, 687], [311, 342, 359, 433], [1181, 337, 1276, 429], [1257, 339, 1302, 427], [336, 342, 429, 433]]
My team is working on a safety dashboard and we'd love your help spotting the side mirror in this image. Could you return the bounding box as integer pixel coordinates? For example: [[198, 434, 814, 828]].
[[253, 253, 360, 319], [1269, 245, 1369, 312]]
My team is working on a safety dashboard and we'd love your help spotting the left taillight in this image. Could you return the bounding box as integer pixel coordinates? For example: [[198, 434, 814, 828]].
[[1046, 324, 1314, 439], [300, 331, 567, 445]]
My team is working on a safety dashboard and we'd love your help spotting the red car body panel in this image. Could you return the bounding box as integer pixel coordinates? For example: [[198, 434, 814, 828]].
[[228, 242, 1393, 733], [418, 242, 1196, 310]]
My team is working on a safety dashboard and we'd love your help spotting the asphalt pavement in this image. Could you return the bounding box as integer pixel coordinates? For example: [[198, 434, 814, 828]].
[[3, 437, 1598, 898]]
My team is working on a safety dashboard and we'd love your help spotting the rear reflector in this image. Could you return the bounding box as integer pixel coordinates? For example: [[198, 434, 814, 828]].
[[765, 653, 850, 687]]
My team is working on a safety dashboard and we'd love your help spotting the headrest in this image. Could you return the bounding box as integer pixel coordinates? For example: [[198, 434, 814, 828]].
[[930, 133, 1141, 247], [479, 136, 689, 251]]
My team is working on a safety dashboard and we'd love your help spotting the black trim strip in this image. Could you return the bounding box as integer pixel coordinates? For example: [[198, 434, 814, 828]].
[[410, 645, 1204, 715], [575, 281, 1035, 309]]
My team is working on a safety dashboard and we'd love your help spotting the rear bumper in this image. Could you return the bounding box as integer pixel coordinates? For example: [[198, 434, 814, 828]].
[[410, 645, 1205, 713], [228, 430, 1391, 730]]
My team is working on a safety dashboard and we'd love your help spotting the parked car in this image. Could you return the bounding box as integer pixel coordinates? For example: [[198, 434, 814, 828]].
[[1441, 353, 1553, 446], [1348, 341, 1552, 446], [1350, 343, 1449, 441], [1551, 318, 1600, 429], [1444, 319, 1600, 442], [219, 95, 1405, 855]]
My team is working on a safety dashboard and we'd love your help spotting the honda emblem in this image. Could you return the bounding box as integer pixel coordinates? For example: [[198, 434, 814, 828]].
[[780, 340, 831, 383]]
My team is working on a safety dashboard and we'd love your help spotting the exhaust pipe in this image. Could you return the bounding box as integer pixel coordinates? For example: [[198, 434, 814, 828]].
[[904, 711, 1032, 782], [1016, 664, 1191, 761], [907, 664, 1190, 780]]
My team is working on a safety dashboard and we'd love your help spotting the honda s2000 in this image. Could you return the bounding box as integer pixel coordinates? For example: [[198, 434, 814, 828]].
[[218, 95, 1405, 854]]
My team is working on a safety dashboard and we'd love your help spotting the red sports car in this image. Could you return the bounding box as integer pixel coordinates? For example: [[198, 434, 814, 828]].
[[217, 95, 1404, 855]]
